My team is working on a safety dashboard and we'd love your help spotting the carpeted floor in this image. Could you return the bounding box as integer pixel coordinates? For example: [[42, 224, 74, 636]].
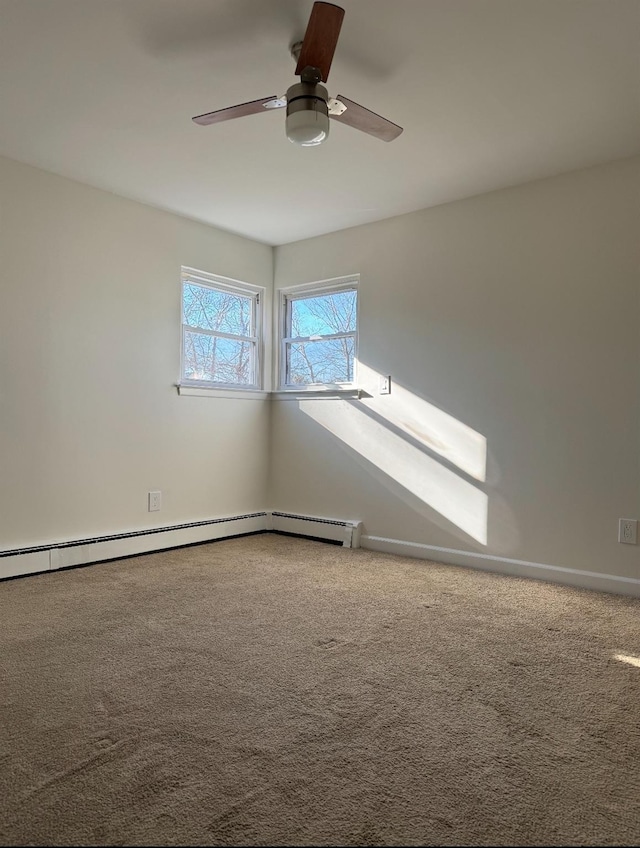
[[1, 533, 639, 847]]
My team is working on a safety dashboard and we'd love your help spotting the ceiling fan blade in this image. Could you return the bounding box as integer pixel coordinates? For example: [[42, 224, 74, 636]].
[[295, 2, 345, 82], [330, 95, 403, 142], [193, 96, 286, 126]]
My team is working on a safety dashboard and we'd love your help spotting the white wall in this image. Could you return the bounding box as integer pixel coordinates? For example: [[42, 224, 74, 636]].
[[271, 157, 640, 582], [0, 156, 272, 549], [3, 152, 639, 587]]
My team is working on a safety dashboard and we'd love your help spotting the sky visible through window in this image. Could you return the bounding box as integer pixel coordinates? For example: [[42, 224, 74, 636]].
[[287, 288, 357, 385], [183, 284, 251, 336], [181, 281, 357, 387], [182, 282, 254, 385]]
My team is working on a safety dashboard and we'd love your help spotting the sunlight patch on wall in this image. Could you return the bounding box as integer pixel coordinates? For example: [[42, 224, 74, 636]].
[[300, 398, 488, 545], [358, 366, 487, 481]]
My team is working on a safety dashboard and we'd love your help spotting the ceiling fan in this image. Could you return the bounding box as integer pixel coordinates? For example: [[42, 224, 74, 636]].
[[192, 1, 403, 147]]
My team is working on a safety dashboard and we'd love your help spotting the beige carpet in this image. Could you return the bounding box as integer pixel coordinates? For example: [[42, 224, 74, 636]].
[[1, 533, 639, 847]]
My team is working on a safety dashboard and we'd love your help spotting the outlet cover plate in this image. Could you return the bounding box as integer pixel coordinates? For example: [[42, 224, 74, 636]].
[[148, 491, 162, 512], [380, 375, 391, 395], [618, 518, 637, 544]]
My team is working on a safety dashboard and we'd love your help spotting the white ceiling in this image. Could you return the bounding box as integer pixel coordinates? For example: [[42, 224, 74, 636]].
[[1, 0, 638, 245]]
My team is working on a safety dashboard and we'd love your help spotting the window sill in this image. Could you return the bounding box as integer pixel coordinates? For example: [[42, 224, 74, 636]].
[[177, 385, 269, 400], [272, 388, 361, 401], [176, 385, 361, 401]]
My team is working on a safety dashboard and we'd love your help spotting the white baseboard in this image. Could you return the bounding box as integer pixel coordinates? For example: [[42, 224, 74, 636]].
[[0, 513, 268, 580], [362, 535, 640, 598], [0, 549, 51, 581], [7, 517, 634, 599], [269, 511, 362, 548]]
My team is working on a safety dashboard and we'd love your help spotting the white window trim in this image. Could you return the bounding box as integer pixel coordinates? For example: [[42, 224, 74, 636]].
[[276, 275, 359, 392], [179, 266, 266, 393]]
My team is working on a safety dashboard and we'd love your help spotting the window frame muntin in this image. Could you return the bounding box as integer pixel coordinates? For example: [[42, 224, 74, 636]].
[[180, 267, 264, 391], [278, 276, 359, 391]]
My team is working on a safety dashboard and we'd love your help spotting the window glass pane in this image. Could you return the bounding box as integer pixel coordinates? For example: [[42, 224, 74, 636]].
[[287, 337, 355, 385], [183, 330, 253, 385], [290, 289, 357, 338], [183, 283, 253, 336]]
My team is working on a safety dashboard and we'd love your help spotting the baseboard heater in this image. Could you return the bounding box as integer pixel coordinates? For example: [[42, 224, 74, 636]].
[[0, 513, 268, 581], [269, 511, 362, 548]]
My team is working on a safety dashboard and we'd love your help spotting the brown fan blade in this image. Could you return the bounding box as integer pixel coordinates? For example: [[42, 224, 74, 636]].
[[193, 96, 285, 126], [330, 95, 403, 142], [295, 2, 345, 83]]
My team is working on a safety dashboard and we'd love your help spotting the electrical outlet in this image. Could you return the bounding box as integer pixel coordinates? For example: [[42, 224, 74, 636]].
[[380, 375, 391, 395], [148, 491, 162, 512], [618, 518, 637, 545]]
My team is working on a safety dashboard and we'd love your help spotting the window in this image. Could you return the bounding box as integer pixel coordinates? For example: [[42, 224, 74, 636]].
[[280, 280, 358, 389], [181, 268, 262, 389]]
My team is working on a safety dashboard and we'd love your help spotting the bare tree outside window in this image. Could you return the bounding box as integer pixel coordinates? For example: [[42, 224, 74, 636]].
[[284, 287, 357, 386], [181, 276, 259, 387]]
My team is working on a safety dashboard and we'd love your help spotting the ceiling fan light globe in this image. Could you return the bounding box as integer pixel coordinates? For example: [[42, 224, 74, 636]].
[[286, 109, 329, 146], [285, 83, 330, 147]]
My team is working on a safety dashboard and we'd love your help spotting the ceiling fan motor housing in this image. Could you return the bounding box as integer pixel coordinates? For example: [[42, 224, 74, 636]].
[[285, 82, 329, 146]]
